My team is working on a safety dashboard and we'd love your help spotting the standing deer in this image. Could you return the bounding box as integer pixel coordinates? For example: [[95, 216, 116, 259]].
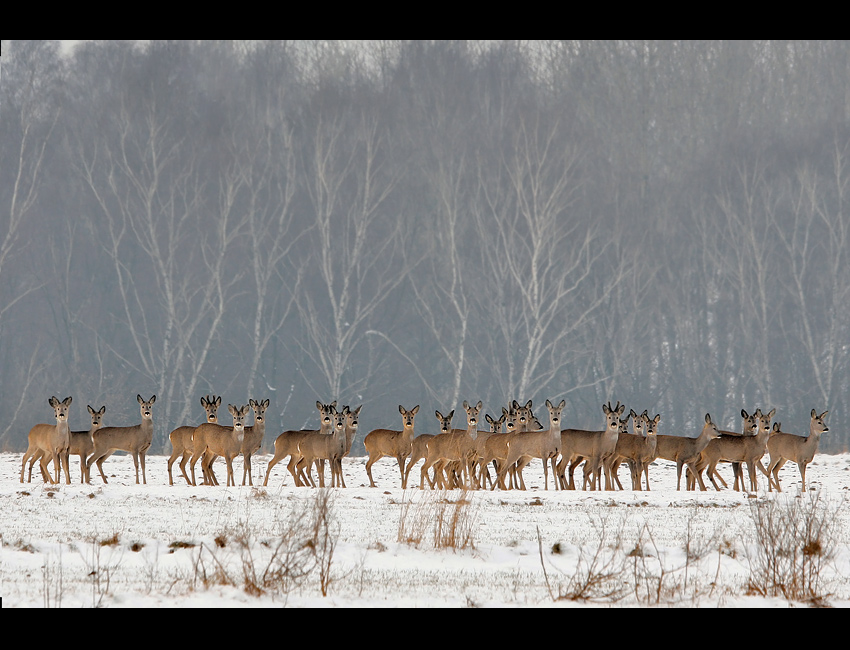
[[87, 395, 156, 485], [653, 413, 721, 491], [241, 398, 269, 486], [336, 404, 361, 488], [557, 401, 624, 491], [263, 401, 336, 487], [496, 399, 565, 491], [29, 404, 105, 484], [167, 395, 220, 486], [766, 409, 829, 492], [364, 404, 419, 488], [296, 405, 347, 487], [474, 411, 506, 490], [421, 400, 482, 490], [20, 396, 73, 484], [402, 410, 447, 490], [192, 404, 250, 487], [686, 409, 757, 491]]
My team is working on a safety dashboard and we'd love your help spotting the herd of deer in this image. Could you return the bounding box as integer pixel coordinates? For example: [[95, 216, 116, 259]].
[[19, 394, 830, 494]]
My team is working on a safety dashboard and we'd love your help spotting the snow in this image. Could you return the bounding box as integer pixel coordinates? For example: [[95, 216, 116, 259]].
[[2, 450, 850, 607]]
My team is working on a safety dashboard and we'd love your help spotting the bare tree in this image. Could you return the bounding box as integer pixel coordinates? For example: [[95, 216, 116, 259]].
[[471, 110, 630, 402], [294, 106, 408, 401], [72, 43, 246, 443]]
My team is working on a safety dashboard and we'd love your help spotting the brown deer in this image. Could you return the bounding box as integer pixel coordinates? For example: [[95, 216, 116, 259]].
[[263, 401, 336, 487], [421, 400, 482, 490], [402, 409, 449, 490], [766, 409, 829, 492], [364, 404, 419, 488], [241, 398, 269, 486], [496, 399, 565, 490], [20, 396, 73, 484], [167, 395, 220, 486], [653, 413, 721, 491], [608, 409, 659, 491], [557, 401, 624, 491], [29, 403, 105, 484], [192, 404, 250, 487], [296, 404, 347, 487], [686, 409, 757, 491], [87, 395, 156, 485]]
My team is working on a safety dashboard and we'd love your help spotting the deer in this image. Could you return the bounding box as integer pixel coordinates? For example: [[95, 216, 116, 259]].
[[364, 404, 419, 488], [481, 404, 541, 490], [190, 404, 249, 487], [241, 398, 269, 486], [473, 411, 506, 490], [766, 409, 829, 492], [86, 395, 156, 485], [20, 396, 73, 484], [608, 409, 658, 491], [28, 403, 105, 484], [495, 399, 565, 491], [420, 400, 482, 490], [692, 408, 774, 492], [686, 409, 757, 491], [167, 395, 220, 486], [402, 410, 449, 490], [557, 401, 624, 491], [306, 403, 361, 488], [653, 413, 722, 491], [635, 412, 661, 490], [296, 404, 347, 487], [339, 404, 362, 487], [263, 401, 336, 487]]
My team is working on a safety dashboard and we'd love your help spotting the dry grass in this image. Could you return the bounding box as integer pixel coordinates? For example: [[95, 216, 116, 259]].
[[745, 492, 844, 604], [398, 488, 479, 550]]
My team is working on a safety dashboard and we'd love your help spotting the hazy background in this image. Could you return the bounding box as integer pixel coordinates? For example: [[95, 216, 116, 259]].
[[2, 40, 849, 454]]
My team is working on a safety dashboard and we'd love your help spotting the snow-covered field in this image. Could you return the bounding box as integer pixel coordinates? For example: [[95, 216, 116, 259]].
[[2, 449, 850, 607]]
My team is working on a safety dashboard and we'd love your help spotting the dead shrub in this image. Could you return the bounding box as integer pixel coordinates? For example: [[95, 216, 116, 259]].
[[745, 492, 843, 604]]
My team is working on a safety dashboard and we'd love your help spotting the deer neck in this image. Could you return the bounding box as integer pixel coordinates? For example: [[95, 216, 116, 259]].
[[56, 417, 70, 442]]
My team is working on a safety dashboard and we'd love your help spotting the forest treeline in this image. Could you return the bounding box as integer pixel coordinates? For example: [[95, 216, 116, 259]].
[[2, 40, 849, 454]]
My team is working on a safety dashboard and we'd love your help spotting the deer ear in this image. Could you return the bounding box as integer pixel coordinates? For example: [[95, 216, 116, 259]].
[[88, 405, 96, 415], [100, 405, 106, 415], [705, 413, 712, 424], [263, 399, 270, 408], [138, 394, 144, 404], [214, 396, 221, 407], [741, 409, 749, 418], [820, 410, 829, 419], [477, 400, 482, 409], [228, 404, 237, 416], [448, 409, 454, 419], [318, 401, 324, 411], [149, 395, 156, 404], [49, 396, 58, 407], [400, 405, 406, 415], [411, 405, 419, 415], [546, 399, 553, 408], [811, 408, 817, 418], [502, 406, 509, 416], [463, 400, 469, 409], [250, 399, 257, 408], [630, 409, 637, 418], [767, 408, 775, 420]]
